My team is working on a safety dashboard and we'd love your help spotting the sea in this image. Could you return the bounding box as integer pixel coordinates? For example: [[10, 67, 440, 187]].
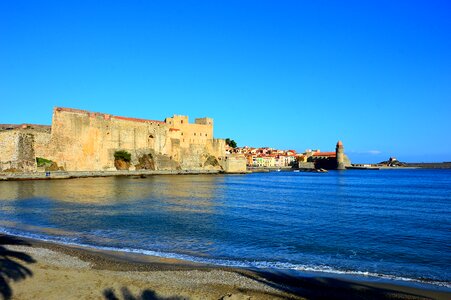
[[0, 169, 450, 289]]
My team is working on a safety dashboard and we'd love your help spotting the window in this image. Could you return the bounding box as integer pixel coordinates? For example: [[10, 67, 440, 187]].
[[181, 120, 184, 124], [194, 133, 196, 136]]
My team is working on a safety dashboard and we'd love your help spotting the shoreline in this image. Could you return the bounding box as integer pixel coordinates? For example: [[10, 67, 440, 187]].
[[4, 228, 450, 290], [1, 233, 449, 300], [0, 170, 227, 181], [1, 166, 449, 181]]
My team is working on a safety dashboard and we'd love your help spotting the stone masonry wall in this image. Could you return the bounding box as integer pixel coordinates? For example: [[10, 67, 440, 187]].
[[0, 107, 246, 173], [222, 155, 247, 173], [33, 131, 52, 159], [45, 107, 233, 172], [47, 108, 172, 171], [0, 131, 36, 172]]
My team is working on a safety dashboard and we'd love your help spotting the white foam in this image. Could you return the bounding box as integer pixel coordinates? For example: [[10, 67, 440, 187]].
[[1, 227, 449, 289]]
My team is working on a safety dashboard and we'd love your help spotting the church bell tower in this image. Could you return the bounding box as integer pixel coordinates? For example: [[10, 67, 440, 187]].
[[336, 140, 345, 170]]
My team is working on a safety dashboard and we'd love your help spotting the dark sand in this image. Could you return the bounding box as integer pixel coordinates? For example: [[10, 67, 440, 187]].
[[0, 234, 449, 299]]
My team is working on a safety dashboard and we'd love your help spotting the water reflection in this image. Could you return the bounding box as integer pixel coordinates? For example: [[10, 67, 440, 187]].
[[152, 175, 225, 214], [0, 181, 37, 201], [39, 177, 156, 204], [0, 175, 225, 214], [0, 175, 226, 253]]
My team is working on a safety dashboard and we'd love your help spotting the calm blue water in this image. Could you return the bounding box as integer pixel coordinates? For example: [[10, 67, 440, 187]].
[[0, 170, 450, 287]]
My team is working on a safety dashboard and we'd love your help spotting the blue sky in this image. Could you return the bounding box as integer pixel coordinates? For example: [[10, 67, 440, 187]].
[[1, 1, 450, 163]]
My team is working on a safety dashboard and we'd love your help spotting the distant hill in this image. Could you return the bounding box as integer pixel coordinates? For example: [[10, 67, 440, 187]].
[[378, 157, 451, 168], [405, 162, 451, 169]]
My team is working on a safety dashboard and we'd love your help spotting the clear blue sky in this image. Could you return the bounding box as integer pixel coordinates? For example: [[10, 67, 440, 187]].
[[1, 1, 450, 163]]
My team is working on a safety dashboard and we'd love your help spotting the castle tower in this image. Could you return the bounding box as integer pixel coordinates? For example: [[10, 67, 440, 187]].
[[336, 140, 345, 170]]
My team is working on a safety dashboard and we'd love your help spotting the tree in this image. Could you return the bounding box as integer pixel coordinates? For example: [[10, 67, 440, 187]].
[[225, 138, 237, 148], [114, 150, 131, 162]]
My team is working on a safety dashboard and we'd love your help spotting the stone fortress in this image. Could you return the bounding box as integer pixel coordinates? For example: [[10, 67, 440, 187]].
[[0, 107, 246, 174]]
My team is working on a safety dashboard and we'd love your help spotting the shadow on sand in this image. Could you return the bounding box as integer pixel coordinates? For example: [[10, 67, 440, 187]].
[[103, 287, 186, 300], [101, 269, 437, 300], [0, 234, 36, 300], [233, 269, 435, 300]]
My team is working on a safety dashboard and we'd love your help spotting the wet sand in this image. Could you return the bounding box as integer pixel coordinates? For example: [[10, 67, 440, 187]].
[[1, 234, 449, 300]]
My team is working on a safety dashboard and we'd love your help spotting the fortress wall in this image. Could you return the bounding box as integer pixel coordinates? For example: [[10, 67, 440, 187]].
[[0, 131, 18, 170], [49, 108, 97, 170], [178, 144, 211, 170], [107, 117, 170, 156], [0, 107, 227, 172], [162, 114, 226, 170], [207, 138, 226, 159], [222, 155, 247, 173], [165, 115, 213, 148], [0, 131, 36, 172], [48, 108, 173, 171], [175, 139, 227, 170], [33, 131, 52, 159], [181, 123, 212, 146], [16, 133, 36, 172]]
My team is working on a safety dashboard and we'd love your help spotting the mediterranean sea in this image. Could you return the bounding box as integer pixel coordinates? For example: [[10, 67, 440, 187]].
[[0, 170, 450, 288]]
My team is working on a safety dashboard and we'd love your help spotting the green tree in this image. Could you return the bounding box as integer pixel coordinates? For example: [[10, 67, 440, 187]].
[[225, 138, 237, 148], [36, 157, 53, 167], [114, 150, 131, 162]]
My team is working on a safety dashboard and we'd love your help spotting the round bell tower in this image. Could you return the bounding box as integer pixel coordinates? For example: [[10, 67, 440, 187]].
[[336, 140, 345, 170]]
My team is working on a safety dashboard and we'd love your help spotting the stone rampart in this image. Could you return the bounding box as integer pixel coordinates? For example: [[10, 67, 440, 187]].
[[222, 155, 247, 173], [45, 107, 243, 172], [48, 107, 174, 171], [1, 107, 247, 173], [0, 131, 36, 172]]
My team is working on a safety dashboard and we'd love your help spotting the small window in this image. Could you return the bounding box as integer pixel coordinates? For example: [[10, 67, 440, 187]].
[[194, 133, 196, 136], [205, 134, 207, 137], [181, 120, 184, 124], [181, 133, 183, 136]]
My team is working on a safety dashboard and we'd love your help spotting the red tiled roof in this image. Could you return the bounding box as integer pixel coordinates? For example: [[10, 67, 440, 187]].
[[313, 152, 336, 157]]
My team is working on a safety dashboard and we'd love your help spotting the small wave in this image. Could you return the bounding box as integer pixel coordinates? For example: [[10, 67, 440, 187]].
[[0, 227, 449, 289]]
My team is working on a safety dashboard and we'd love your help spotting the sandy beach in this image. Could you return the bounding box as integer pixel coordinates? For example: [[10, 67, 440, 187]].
[[0, 234, 448, 300]]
